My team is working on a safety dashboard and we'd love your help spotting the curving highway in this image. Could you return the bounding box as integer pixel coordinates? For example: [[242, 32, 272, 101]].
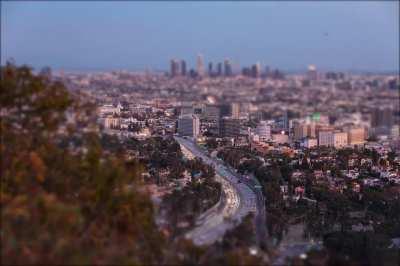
[[175, 136, 267, 246]]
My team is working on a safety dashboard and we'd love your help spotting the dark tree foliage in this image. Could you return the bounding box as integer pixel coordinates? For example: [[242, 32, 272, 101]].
[[0, 63, 167, 264]]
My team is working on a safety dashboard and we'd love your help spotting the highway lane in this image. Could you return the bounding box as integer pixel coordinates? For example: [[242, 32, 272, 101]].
[[175, 136, 267, 246]]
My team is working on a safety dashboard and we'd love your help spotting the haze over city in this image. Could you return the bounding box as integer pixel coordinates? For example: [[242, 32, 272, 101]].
[[2, 1, 399, 72], [1, 1, 400, 266]]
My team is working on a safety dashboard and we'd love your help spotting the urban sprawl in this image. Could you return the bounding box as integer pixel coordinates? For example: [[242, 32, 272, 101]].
[[53, 55, 400, 263]]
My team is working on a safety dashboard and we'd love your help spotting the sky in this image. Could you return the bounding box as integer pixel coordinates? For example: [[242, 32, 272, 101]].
[[1, 1, 399, 72]]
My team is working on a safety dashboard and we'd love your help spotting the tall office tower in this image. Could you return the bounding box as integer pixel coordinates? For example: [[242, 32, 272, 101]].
[[202, 105, 221, 135], [294, 123, 308, 140], [293, 121, 316, 140], [371, 107, 393, 128], [387, 79, 399, 90], [193, 104, 203, 115], [180, 60, 187, 76], [208, 62, 213, 76], [203, 105, 221, 121], [251, 65, 257, 78], [255, 121, 271, 141], [189, 69, 197, 78], [242, 67, 251, 77], [265, 66, 271, 78], [277, 110, 289, 131], [197, 54, 205, 77], [251, 62, 261, 78], [224, 59, 233, 77], [231, 102, 240, 119], [217, 62, 223, 76], [326, 72, 338, 80], [180, 106, 193, 116], [170, 59, 180, 77], [178, 114, 200, 138], [219, 104, 231, 117], [307, 64, 318, 81], [220, 118, 241, 137]]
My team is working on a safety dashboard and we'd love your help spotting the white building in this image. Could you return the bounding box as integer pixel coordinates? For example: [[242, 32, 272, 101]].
[[318, 131, 334, 147], [99, 103, 122, 116], [333, 132, 348, 148], [104, 116, 120, 129], [255, 121, 271, 141], [178, 114, 200, 138]]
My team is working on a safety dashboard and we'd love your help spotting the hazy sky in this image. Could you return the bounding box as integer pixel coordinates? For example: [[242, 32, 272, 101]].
[[2, 1, 399, 72]]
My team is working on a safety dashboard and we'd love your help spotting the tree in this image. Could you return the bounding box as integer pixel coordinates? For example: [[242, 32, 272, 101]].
[[1, 63, 164, 265]]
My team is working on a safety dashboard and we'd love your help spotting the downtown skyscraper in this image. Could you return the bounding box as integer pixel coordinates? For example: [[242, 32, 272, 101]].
[[197, 54, 205, 77]]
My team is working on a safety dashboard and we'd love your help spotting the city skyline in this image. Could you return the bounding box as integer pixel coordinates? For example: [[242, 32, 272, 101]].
[[2, 1, 399, 72]]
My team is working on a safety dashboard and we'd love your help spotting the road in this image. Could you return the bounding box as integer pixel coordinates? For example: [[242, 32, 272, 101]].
[[175, 136, 267, 246]]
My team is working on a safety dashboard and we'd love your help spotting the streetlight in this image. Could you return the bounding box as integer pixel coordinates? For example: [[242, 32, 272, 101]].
[[249, 246, 258, 256]]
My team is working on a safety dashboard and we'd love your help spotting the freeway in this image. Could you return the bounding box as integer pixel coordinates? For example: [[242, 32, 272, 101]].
[[175, 136, 267, 246]]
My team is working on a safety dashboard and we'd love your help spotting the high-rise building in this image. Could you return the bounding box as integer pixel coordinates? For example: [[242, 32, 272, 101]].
[[371, 107, 393, 128], [307, 65, 318, 81], [276, 110, 289, 131], [251, 62, 261, 78], [255, 121, 271, 141], [178, 114, 200, 138], [180, 106, 193, 116], [189, 69, 197, 78], [348, 127, 365, 145], [231, 103, 240, 119], [293, 122, 316, 140], [218, 104, 231, 117], [242, 67, 251, 77], [170, 59, 180, 77], [197, 54, 205, 77], [294, 123, 307, 140], [208, 62, 213, 76], [217, 62, 223, 76], [271, 69, 285, 80], [220, 118, 241, 137], [265, 66, 271, 78], [203, 105, 221, 121], [224, 59, 233, 77], [325, 72, 345, 80], [180, 60, 187, 76]]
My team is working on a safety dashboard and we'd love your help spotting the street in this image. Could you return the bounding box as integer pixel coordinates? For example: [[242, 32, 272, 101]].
[[175, 136, 267, 246]]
